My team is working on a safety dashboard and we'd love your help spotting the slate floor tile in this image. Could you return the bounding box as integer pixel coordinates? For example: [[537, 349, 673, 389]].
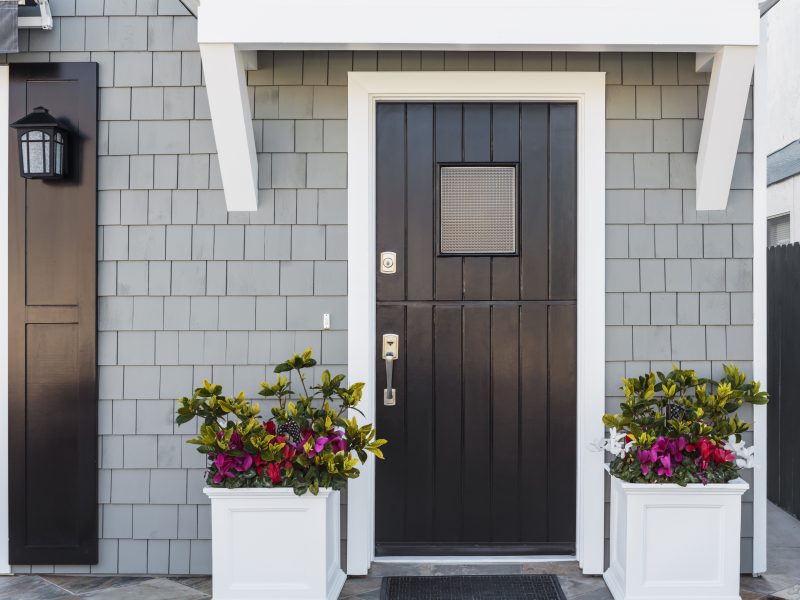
[[0, 575, 74, 600], [166, 576, 213, 595], [42, 575, 149, 595], [80, 578, 207, 600]]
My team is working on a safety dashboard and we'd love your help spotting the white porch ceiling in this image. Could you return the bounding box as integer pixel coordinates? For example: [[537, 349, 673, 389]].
[[196, 0, 760, 212]]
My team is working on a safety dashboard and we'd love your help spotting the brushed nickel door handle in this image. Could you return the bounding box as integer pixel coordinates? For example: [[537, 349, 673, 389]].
[[382, 334, 399, 406]]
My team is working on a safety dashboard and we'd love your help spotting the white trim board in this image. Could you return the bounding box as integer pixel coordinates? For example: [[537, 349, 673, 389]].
[[346, 71, 607, 576], [0, 64, 11, 575]]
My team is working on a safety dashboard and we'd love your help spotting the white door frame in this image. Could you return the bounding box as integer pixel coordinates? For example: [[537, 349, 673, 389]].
[[0, 64, 11, 575], [346, 71, 607, 576]]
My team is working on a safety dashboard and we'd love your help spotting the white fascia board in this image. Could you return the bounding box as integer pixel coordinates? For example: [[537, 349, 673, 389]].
[[696, 46, 757, 210], [198, 43, 259, 211], [198, 0, 758, 49]]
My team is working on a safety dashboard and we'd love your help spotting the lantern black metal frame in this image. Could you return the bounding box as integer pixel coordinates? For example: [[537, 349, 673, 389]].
[[9, 106, 70, 180]]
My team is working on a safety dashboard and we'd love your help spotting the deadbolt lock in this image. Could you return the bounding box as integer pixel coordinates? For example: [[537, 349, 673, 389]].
[[380, 251, 396, 274]]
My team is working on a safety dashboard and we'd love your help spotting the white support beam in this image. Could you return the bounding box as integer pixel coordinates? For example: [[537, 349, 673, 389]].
[[696, 45, 757, 210], [199, 43, 259, 211], [696, 52, 715, 72]]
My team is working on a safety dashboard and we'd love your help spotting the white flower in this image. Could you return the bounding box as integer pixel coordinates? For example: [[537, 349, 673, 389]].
[[726, 435, 756, 469], [591, 427, 633, 458]]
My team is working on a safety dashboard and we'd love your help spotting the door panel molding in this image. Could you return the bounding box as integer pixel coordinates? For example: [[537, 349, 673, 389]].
[[346, 72, 606, 575]]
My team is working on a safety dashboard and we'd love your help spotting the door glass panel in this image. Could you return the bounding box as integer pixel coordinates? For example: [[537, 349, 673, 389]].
[[440, 165, 517, 254]]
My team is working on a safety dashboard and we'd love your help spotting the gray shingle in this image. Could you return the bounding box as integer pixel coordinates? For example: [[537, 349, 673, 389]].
[[139, 120, 189, 153], [85, 16, 109, 50], [700, 292, 731, 325], [634, 154, 669, 189], [119, 540, 147, 573], [256, 296, 287, 329], [703, 225, 733, 258], [706, 326, 727, 360], [164, 297, 190, 329], [653, 119, 682, 153], [160, 366, 193, 398], [313, 86, 347, 119], [172, 16, 197, 51], [644, 189, 682, 224], [263, 120, 295, 152], [206, 261, 226, 295], [654, 225, 677, 258], [123, 434, 158, 467], [227, 262, 280, 295], [286, 296, 347, 330], [150, 469, 187, 505], [154, 155, 178, 189], [606, 85, 635, 119], [148, 262, 171, 295], [623, 293, 649, 325], [226, 332, 249, 364], [254, 86, 279, 119], [677, 225, 703, 258], [731, 292, 753, 325], [325, 225, 347, 259], [622, 53, 652, 85], [273, 51, 303, 84], [727, 326, 753, 361], [130, 155, 154, 189], [153, 51, 181, 86], [171, 261, 206, 295], [279, 86, 314, 119], [120, 190, 148, 224], [295, 120, 323, 153], [606, 293, 623, 326], [296, 190, 318, 224], [111, 469, 150, 503], [155, 331, 178, 365], [172, 190, 198, 223], [692, 259, 726, 292], [169, 539, 190, 574], [665, 259, 692, 292], [103, 504, 133, 538], [633, 326, 671, 360], [109, 16, 147, 50], [181, 51, 202, 86], [272, 154, 307, 188], [671, 326, 706, 360], [148, 541, 169, 574], [651, 292, 677, 325], [123, 366, 160, 399], [726, 259, 752, 292], [98, 262, 117, 296], [669, 154, 697, 189], [166, 225, 191, 260], [133, 505, 178, 539], [291, 225, 326, 260], [99, 156, 130, 190], [131, 87, 164, 119], [190, 540, 211, 575], [191, 225, 214, 260], [137, 399, 174, 434], [640, 258, 665, 292], [147, 15, 172, 50], [733, 225, 753, 258], [102, 435, 124, 468], [308, 153, 347, 188], [218, 297, 256, 330], [606, 153, 634, 189], [314, 261, 347, 295], [662, 85, 698, 118], [606, 326, 632, 361], [117, 262, 148, 295], [132, 296, 164, 329], [607, 120, 652, 153], [129, 226, 165, 260], [628, 225, 654, 258], [189, 297, 218, 330], [115, 52, 152, 86]]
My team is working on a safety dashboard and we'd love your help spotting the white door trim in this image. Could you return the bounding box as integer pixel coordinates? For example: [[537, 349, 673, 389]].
[[0, 64, 11, 575], [346, 71, 606, 576]]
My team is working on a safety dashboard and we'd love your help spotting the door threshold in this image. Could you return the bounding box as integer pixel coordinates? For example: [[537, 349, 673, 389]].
[[372, 555, 577, 564]]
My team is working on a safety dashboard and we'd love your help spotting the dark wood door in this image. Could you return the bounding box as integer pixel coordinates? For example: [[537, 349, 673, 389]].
[[375, 103, 577, 556], [8, 63, 98, 564]]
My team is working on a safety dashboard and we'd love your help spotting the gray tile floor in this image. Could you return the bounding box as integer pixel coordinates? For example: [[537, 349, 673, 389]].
[[2, 502, 799, 600]]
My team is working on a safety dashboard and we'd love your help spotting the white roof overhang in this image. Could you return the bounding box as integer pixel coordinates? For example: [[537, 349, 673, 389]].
[[196, 0, 759, 211]]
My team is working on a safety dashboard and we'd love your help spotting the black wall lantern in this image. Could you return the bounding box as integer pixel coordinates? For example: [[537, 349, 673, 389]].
[[10, 107, 70, 180]]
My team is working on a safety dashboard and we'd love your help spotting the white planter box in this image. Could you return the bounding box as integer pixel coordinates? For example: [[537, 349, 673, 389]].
[[205, 487, 346, 600], [604, 474, 748, 600]]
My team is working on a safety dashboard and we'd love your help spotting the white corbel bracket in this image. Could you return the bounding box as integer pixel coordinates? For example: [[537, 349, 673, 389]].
[[199, 43, 258, 211], [696, 46, 757, 210]]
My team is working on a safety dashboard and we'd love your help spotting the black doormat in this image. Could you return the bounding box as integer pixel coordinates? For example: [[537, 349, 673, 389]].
[[380, 574, 567, 600]]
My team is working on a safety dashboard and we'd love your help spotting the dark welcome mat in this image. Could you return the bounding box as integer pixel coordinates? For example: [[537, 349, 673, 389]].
[[380, 574, 567, 600]]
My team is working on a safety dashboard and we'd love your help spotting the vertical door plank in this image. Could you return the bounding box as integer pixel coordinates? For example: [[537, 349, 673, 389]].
[[462, 306, 492, 542], [463, 103, 491, 162], [491, 104, 522, 301], [376, 103, 407, 302], [519, 304, 549, 541], [435, 104, 463, 300], [404, 305, 435, 542], [375, 305, 407, 543], [462, 104, 492, 296], [406, 104, 435, 301], [520, 103, 550, 300], [547, 304, 577, 543], [549, 104, 578, 300], [433, 305, 463, 542], [490, 305, 520, 542], [492, 103, 520, 162]]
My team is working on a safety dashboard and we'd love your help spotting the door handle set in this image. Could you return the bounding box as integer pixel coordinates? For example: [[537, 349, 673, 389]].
[[382, 333, 399, 406]]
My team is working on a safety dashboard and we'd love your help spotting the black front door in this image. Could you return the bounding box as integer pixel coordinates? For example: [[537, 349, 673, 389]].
[[375, 102, 578, 556]]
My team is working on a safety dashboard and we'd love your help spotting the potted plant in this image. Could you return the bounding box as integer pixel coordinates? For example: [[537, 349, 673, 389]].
[[176, 349, 386, 600], [597, 364, 768, 600]]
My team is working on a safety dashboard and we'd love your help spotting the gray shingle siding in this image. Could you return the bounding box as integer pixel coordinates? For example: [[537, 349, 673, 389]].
[[4, 3, 755, 575]]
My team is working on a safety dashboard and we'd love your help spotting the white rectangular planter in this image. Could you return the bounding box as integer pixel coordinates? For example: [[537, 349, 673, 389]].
[[604, 474, 748, 600], [205, 487, 346, 600]]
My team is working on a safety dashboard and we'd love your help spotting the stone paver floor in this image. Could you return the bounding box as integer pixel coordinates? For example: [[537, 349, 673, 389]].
[[2, 502, 799, 599]]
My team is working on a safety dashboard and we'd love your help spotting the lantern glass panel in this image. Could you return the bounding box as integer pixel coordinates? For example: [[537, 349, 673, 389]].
[[21, 130, 51, 175], [54, 131, 64, 175]]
